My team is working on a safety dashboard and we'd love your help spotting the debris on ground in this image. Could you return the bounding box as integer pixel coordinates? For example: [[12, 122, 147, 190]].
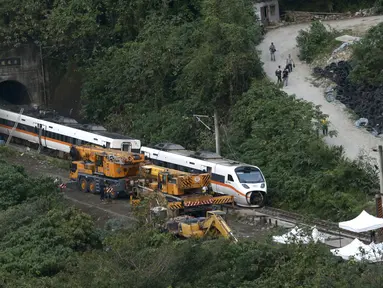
[[325, 85, 337, 102], [355, 118, 369, 128], [327, 35, 361, 64]]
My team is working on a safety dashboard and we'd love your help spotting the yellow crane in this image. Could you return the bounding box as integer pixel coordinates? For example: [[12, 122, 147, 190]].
[[69, 145, 145, 196], [135, 164, 234, 216]]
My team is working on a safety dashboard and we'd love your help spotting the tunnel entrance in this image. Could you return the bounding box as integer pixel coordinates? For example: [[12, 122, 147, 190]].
[[0, 80, 31, 105]]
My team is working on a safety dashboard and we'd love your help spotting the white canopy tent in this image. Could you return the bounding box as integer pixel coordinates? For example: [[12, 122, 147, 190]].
[[338, 210, 383, 233], [331, 238, 371, 261], [331, 239, 383, 262]]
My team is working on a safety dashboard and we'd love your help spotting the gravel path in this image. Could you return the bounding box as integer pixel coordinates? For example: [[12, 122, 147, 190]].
[[259, 16, 383, 165]]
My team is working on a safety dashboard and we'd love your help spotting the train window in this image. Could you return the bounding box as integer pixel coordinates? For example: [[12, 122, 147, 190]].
[[227, 175, 234, 182], [34, 126, 38, 134], [72, 138, 76, 144], [93, 138, 98, 141], [49, 126, 53, 129], [212, 173, 225, 183], [122, 143, 132, 152], [21, 118, 25, 122], [189, 162, 195, 165], [106, 142, 110, 148], [42, 129, 45, 136]]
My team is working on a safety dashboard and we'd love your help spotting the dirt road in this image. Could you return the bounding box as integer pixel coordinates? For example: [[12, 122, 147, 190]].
[[259, 16, 383, 165]]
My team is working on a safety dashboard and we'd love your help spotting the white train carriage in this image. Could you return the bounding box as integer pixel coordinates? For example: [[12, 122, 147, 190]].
[[140, 143, 267, 207], [0, 108, 141, 155]]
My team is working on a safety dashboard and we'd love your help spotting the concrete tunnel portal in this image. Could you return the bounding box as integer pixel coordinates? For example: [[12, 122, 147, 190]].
[[0, 80, 31, 105]]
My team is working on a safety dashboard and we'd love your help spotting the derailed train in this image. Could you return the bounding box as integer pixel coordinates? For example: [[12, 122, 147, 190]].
[[0, 107, 267, 207]]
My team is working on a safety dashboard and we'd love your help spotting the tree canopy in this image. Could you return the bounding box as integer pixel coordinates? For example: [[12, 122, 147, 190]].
[[0, 158, 381, 287], [0, 0, 378, 220], [0, 1, 381, 285]]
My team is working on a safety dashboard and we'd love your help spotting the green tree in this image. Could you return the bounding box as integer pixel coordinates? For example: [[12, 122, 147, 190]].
[[226, 80, 378, 220], [350, 22, 383, 86]]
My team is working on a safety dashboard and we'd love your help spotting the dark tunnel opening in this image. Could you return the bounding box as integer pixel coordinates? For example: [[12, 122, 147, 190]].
[[0, 80, 31, 105]]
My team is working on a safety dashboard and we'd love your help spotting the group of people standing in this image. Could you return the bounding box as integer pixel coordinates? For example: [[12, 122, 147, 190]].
[[269, 42, 329, 136], [269, 42, 295, 87]]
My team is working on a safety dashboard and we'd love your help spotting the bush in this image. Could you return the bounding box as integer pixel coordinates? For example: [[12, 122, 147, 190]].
[[350, 22, 383, 85], [226, 80, 378, 221], [374, 0, 383, 13], [0, 160, 99, 278], [296, 21, 340, 63]]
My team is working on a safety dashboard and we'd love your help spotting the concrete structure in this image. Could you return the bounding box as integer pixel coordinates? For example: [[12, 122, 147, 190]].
[[254, 0, 280, 25], [0, 44, 46, 105]]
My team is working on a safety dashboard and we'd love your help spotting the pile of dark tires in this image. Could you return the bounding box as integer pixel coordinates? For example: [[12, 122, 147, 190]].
[[314, 61, 383, 135]]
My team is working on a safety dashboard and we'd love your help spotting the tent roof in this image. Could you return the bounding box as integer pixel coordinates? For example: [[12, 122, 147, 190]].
[[331, 238, 370, 261], [339, 210, 383, 233], [331, 239, 383, 262]]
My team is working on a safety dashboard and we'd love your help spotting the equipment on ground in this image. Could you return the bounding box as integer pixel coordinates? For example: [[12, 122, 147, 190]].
[[69, 145, 145, 197], [135, 165, 234, 216], [165, 210, 238, 242], [141, 143, 267, 207]]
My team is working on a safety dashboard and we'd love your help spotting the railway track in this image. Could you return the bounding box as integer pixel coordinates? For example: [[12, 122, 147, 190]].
[[4, 142, 372, 245], [237, 206, 370, 243]]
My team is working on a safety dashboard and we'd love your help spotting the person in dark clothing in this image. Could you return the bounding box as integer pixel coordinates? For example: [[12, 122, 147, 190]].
[[371, 230, 376, 243], [269, 42, 276, 61], [100, 180, 105, 201], [275, 65, 282, 85], [282, 66, 289, 87]]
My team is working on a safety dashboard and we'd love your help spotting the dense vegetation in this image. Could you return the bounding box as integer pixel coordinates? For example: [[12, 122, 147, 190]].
[[279, 0, 376, 13], [0, 157, 381, 287], [0, 0, 378, 220], [226, 81, 377, 220], [350, 22, 383, 85], [296, 21, 341, 63]]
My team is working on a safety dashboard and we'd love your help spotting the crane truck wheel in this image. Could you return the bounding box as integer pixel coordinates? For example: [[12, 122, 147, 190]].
[[79, 178, 89, 193], [89, 180, 97, 194]]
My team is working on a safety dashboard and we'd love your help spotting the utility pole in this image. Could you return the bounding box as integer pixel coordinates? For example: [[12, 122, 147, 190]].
[[193, 113, 220, 155], [39, 44, 47, 106], [376, 145, 383, 242], [214, 110, 220, 156], [379, 145, 383, 196]]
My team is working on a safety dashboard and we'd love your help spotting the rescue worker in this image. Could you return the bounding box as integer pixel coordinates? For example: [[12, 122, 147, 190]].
[[100, 179, 105, 202], [275, 65, 282, 85], [371, 230, 376, 243], [202, 186, 208, 194], [105, 184, 113, 203], [321, 117, 329, 136], [286, 54, 295, 72], [282, 66, 289, 87], [269, 42, 276, 61]]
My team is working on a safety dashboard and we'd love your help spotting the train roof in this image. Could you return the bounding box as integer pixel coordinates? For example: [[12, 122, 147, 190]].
[[92, 131, 137, 140], [0, 105, 138, 140], [150, 143, 244, 166]]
